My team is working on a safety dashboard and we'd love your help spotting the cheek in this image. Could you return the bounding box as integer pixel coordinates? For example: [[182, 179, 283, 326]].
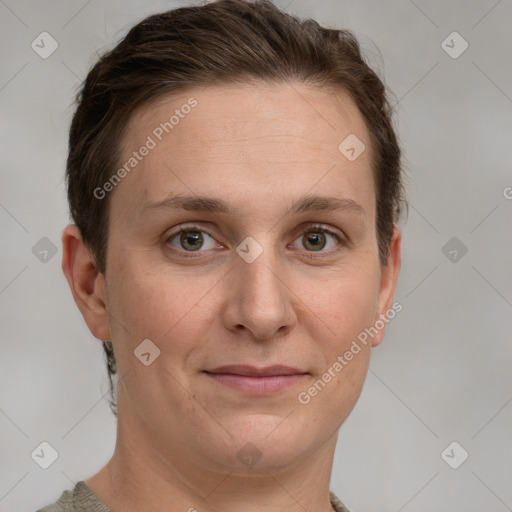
[[296, 260, 380, 409], [303, 259, 381, 346], [299, 307, 373, 428], [105, 253, 215, 360]]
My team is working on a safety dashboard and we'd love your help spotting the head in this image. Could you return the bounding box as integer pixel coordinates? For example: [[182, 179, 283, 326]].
[[63, 0, 405, 474]]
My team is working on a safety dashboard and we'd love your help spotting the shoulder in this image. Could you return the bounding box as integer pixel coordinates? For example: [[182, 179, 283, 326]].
[[35, 481, 112, 512], [330, 490, 352, 512], [38, 482, 347, 512], [36, 488, 73, 512]]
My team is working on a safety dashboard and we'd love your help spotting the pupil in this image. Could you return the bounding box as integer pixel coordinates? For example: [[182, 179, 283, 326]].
[[181, 230, 203, 251], [306, 232, 325, 251]]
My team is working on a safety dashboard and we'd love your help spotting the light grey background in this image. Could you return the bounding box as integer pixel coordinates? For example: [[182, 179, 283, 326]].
[[1, 1, 511, 511]]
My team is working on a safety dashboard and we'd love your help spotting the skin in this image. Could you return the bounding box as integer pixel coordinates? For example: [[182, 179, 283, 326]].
[[62, 81, 401, 512]]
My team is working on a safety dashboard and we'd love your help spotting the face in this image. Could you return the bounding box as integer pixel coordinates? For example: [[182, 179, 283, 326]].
[[70, 81, 401, 475]]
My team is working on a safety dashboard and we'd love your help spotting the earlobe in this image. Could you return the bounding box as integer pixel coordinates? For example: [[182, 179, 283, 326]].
[[61, 224, 111, 341], [372, 225, 402, 347]]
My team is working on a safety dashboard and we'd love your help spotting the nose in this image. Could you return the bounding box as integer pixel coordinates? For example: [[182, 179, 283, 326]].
[[221, 240, 297, 341]]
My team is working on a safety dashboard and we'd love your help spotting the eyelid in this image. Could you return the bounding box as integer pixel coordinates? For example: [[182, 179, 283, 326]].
[[166, 222, 216, 239], [297, 222, 346, 240]]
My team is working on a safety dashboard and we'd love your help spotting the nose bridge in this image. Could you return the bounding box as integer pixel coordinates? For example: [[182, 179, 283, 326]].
[[226, 233, 295, 338], [236, 234, 284, 300]]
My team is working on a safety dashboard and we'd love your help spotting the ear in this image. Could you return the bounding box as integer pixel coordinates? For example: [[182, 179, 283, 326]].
[[372, 225, 402, 347], [61, 224, 111, 341]]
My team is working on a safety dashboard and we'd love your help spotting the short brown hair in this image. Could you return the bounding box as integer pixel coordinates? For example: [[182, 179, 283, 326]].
[[66, 0, 406, 415]]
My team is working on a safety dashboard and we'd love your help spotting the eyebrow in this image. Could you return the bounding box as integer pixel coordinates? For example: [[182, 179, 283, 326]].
[[141, 193, 365, 218]]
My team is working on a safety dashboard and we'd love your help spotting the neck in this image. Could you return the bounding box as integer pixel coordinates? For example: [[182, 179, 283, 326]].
[[86, 404, 338, 512]]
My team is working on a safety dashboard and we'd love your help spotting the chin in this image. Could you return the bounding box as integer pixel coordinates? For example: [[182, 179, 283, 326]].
[[200, 414, 322, 473]]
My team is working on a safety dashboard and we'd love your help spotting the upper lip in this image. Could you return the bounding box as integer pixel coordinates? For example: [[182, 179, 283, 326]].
[[205, 365, 306, 377]]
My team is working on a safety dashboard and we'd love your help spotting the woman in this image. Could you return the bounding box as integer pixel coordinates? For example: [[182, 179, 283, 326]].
[[38, 0, 404, 510]]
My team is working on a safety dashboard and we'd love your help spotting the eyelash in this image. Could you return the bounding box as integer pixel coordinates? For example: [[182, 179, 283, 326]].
[[165, 223, 347, 259]]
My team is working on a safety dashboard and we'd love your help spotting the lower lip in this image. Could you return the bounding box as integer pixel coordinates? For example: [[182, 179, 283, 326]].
[[205, 372, 307, 394]]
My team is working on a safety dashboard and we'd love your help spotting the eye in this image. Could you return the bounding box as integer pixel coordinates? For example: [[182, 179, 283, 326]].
[[291, 225, 344, 253], [165, 223, 346, 258], [167, 227, 219, 253]]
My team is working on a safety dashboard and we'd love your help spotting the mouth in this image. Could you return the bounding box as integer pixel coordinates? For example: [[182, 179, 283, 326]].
[[203, 365, 308, 394]]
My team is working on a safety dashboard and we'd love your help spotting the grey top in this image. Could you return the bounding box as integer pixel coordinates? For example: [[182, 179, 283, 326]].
[[36, 480, 351, 512]]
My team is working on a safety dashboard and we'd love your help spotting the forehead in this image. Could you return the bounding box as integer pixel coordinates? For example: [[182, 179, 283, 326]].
[[113, 81, 375, 219]]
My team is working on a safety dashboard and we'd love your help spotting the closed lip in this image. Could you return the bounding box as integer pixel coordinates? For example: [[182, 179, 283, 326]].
[[204, 365, 307, 377]]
